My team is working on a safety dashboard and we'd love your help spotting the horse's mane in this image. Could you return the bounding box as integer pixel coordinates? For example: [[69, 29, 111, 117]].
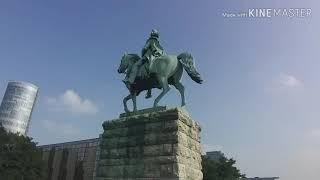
[[128, 53, 140, 62]]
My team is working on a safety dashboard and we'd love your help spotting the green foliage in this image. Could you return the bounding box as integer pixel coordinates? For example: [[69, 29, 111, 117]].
[[202, 155, 246, 180], [0, 126, 46, 180]]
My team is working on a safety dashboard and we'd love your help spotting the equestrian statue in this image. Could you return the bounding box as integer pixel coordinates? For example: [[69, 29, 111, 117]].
[[117, 29, 203, 113]]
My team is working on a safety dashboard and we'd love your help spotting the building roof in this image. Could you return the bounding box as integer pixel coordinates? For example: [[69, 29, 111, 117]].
[[245, 177, 279, 180]]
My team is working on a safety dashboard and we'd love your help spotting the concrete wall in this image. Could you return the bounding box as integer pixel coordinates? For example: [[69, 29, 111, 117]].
[[39, 138, 100, 180]]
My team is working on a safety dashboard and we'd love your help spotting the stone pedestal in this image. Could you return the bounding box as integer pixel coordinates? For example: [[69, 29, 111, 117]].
[[95, 107, 202, 180]]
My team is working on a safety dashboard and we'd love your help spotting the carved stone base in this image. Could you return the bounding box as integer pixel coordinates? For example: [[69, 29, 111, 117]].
[[119, 106, 167, 118], [95, 107, 202, 180]]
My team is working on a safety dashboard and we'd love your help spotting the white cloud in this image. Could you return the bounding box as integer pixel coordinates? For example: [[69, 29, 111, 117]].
[[47, 89, 98, 115], [278, 73, 302, 88], [267, 73, 303, 94], [307, 128, 320, 138], [42, 120, 80, 136]]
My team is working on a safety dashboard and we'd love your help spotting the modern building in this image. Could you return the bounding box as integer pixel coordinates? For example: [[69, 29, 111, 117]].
[[39, 138, 100, 180], [0, 81, 38, 135], [245, 177, 279, 180], [205, 151, 225, 161]]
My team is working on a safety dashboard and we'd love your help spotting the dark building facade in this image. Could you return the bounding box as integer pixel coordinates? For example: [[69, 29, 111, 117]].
[[245, 178, 279, 180], [205, 151, 225, 162], [39, 138, 100, 180]]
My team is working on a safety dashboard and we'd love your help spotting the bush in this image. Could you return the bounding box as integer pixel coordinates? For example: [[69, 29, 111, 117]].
[[202, 154, 246, 180], [0, 126, 46, 180]]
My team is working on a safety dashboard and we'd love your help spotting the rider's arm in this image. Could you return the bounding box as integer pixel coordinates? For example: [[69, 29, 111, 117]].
[[142, 39, 151, 56]]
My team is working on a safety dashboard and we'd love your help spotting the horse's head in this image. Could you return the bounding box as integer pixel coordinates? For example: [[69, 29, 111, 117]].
[[117, 53, 140, 74], [118, 53, 129, 74]]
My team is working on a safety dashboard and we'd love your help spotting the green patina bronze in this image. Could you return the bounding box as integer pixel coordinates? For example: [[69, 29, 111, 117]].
[[117, 29, 203, 113]]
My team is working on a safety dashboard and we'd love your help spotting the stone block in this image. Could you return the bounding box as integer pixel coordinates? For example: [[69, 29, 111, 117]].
[[144, 144, 162, 156], [96, 107, 202, 180], [160, 164, 173, 177], [144, 163, 160, 177], [162, 144, 173, 155]]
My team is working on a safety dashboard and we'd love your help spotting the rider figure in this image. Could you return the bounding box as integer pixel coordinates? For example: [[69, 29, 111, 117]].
[[141, 29, 165, 66], [124, 29, 165, 98]]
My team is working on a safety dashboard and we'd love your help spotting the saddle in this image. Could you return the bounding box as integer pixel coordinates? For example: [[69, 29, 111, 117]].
[[137, 53, 164, 81]]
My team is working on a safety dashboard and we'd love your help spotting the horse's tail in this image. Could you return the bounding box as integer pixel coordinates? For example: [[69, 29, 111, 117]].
[[178, 52, 203, 84]]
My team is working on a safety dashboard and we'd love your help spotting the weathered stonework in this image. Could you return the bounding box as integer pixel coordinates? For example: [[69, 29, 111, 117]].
[[95, 107, 202, 180]]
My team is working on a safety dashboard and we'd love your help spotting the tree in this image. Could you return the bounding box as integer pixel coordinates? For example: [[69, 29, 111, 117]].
[[202, 154, 246, 180], [0, 126, 46, 180]]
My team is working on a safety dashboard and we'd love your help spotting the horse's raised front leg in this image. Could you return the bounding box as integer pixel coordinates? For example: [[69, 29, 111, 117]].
[[123, 94, 132, 113], [154, 77, 170, 107], [173, 82, 186, 107], [132, 92, 137, 112]]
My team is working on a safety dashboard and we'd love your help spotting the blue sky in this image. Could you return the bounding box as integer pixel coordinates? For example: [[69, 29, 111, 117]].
[[0, 1, 319, 179]]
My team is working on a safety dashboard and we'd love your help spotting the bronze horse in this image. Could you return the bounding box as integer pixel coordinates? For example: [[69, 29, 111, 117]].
[[117, 52, 203, 113]]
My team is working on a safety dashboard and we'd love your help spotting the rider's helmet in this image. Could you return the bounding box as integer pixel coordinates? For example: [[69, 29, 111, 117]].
[[150, 29, 159, 38]]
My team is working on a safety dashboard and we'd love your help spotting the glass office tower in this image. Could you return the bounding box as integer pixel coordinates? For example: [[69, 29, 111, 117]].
[[0, 81, 38, 135]]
